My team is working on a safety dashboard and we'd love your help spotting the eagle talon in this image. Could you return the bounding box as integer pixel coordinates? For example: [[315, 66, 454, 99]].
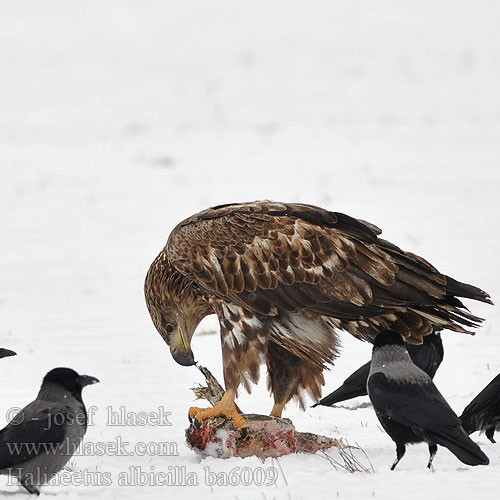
[[188, 389, 246, 434], [237, 426, 248, 442]]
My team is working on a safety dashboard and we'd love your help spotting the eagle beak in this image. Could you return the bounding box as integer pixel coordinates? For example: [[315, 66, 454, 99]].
[[170, 325, 196, 366]]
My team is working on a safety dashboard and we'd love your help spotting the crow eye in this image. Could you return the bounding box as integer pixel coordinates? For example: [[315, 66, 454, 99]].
[[166, 324, 175, 334]]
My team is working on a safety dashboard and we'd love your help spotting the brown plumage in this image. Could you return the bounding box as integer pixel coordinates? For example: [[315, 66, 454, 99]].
[[145, 201, 492, 415]]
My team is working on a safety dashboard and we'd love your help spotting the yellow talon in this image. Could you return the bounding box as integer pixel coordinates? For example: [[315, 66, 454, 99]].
[[189, 389, 247, 431]]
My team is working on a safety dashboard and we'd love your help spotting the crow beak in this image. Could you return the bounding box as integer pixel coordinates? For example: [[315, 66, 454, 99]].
[[0, 348, 16, 359], [170, 325, 196, 366], [78, 375, 100, 387]]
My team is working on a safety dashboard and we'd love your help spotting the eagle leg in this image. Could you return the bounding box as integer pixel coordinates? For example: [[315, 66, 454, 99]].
[[266, 340, 325, 418], [270, 401, 287, 418], [188, 389, 247, 438]]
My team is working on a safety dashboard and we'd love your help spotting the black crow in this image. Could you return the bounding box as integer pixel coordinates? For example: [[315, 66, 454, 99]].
[[314, 331, 443, 407], [460, 372, 500, 443], [0, 367, 99, 495], [367, 330, 489, 470], [0, 348, 16, 359]]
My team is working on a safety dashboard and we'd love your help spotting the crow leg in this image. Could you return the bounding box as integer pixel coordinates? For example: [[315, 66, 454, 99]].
[[391, 443, 406, 470], [427, 443, 438, 469], [485, 427, 496, 444], [20, 478, 40, 496]]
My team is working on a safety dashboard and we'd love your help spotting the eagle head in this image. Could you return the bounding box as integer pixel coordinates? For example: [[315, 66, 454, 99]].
[[144, 253, 212, 366]]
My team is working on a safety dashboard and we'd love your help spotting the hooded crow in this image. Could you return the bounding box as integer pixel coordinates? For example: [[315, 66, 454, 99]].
[[0, 348, 16, 359], [460, 372, 500, 443], [367, 330, 489, 470], [314, 331, 443, 407], [0, 367, 99, 495]]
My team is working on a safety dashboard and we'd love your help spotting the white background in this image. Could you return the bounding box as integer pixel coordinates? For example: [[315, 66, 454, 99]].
[[1, 1, 499, 498]]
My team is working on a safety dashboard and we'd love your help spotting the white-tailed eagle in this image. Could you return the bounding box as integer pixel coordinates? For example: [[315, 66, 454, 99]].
[[144, 201, 492, 433]]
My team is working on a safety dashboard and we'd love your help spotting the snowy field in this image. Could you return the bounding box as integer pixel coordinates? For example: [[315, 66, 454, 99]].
[[1, 1, 499, 498]]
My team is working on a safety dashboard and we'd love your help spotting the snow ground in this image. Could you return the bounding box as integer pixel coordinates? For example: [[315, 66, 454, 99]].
[[1, 1, 499, 498]]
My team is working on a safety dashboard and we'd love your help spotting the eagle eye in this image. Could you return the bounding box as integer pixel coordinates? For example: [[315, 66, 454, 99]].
[[166, 323, 175, 334]]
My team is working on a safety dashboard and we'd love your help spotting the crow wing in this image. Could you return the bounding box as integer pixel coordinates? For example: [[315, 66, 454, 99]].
[[0, 402, 70, 469], [369, 372, 490, 465], [461, 373, 500, 427], [315, 361, 371, 406], [367, 371, 461, 429], [405, 332, 444, 378]]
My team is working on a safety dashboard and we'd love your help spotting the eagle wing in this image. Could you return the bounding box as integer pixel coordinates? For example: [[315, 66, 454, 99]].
[[167, 201, 490, 344]]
